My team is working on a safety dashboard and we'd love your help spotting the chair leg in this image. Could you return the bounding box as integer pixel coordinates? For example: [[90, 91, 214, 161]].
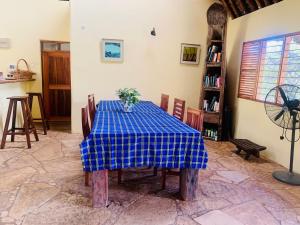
[[161, 169, 167, 189], [10, 101, 17, 142], [1, 100, 14, 149], [85, 172, 89, 186], [38, 95, 47, 135], [21, 101, 31, 149], [118, 169, 122, 184]]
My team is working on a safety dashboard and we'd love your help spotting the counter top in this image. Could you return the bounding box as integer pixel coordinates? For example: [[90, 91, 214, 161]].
[[0, 79, 35, 84]]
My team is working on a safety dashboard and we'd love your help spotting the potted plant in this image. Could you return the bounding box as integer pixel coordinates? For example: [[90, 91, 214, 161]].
[[116, 88, 141, 112]]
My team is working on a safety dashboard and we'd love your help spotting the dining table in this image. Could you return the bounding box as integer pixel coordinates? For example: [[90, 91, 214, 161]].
[[80, 100, 208, 207]]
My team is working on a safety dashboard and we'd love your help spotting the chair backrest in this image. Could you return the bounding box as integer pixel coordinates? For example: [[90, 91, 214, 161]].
[[160, 94, 169, 112], [88, 94, 96, 125], [173, 98, 185, 121], [186, 107, 204, 131], [81, 105, 91, 139]]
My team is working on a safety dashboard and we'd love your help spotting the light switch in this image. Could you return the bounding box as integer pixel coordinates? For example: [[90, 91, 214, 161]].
[[0, 38, 10, 49]]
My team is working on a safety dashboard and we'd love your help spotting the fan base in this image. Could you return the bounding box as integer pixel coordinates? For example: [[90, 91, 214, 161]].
[[273, 171, 300, 186]]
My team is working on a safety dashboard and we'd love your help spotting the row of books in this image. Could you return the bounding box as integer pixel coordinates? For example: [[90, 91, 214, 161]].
[[207, 45, 222, 63], [203, 97, 220, 112], [203, 129, 218, 141], [203, 75, 221, 88]]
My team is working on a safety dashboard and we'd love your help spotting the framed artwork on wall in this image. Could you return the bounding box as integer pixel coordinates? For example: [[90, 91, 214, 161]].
[[101, 39, 124, 62], [180, 43, 201, 65]]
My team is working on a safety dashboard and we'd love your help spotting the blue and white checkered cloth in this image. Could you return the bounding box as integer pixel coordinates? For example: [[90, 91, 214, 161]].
[[80, 101, 208, 172]]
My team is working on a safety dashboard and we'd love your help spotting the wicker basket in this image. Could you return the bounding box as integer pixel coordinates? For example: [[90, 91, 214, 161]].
[[12, 59, 36, 80]]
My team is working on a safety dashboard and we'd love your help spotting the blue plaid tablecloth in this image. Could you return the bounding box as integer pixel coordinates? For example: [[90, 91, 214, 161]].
[[80, 101, 208, 172]]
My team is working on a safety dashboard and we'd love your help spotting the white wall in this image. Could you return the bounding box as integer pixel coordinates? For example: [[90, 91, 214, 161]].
[[226, 0, 300, 172], [71, 0, 215, 132], [0, 0, 70, 130]]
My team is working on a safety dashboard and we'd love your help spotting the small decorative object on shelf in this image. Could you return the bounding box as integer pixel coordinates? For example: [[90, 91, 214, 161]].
[[7, 59, 36, 80], [116, 88, 140, 113]]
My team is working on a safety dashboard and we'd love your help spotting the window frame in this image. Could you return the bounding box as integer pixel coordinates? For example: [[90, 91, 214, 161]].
[[237, 31, 300, 103]]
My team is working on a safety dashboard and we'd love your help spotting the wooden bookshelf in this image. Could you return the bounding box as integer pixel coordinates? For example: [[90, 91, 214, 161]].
[[199, 4, 227, 141]]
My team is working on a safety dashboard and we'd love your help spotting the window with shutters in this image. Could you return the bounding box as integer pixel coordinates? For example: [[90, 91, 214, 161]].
[[238, 32, 300, 103]]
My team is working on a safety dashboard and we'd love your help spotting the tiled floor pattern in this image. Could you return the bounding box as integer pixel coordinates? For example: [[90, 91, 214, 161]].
[[0, 129, 300, 225]]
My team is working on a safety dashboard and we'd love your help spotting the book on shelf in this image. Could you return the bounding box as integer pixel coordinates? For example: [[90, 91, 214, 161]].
[[203, 98, 219, 112], [207, 45, 222, 63], [217, 52, 222, 63], [203, 74, 221, 88], [203, 128, 218, 140]]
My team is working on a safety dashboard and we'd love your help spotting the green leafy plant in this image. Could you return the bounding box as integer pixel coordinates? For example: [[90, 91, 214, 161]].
[[116, 88, 141, 105]]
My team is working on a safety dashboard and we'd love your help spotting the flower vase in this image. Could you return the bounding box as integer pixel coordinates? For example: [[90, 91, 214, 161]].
[[123, 101, 134, 113]]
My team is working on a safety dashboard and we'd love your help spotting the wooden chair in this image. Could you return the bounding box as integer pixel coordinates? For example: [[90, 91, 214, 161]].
[[186, 107, 204, 132], [173, 98, 185, 121], [81, 105, 91, 186], [160, 94, 169, 112], [88, 94, 96, 125], [161, 107, 203, 190]]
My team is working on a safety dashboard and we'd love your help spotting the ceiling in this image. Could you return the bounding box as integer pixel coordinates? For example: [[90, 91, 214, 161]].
[[219, 0, 283, 19]]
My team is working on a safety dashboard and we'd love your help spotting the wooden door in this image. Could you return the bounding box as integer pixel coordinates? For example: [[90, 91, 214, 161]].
[[42, 51, 71, 121]]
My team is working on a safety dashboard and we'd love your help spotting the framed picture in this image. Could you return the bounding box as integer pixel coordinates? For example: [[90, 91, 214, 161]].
[[180, 43, 201, 65], [101, 39, 124, 62]]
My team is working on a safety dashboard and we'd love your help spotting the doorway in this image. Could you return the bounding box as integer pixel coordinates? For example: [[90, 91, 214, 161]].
[[41, 41, 71, 122]]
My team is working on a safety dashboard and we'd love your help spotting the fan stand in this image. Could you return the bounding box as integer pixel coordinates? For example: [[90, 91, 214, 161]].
[[273, 111, 300, 185]]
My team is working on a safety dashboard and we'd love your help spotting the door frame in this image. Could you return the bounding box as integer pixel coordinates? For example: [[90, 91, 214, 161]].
[[40, 40, 71, 122]]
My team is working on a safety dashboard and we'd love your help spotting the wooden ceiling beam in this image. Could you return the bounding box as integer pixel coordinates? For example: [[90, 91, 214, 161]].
[[218, 0, 282, 19], [238, 0, 251, 14], [246, 0, 259, 11], [220, 0, 237, 18], [263, 0, 272, 6], [255, 0, 265, 8], [228, 0, 242, 17]]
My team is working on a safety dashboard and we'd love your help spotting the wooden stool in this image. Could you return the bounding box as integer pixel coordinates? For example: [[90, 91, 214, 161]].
[[1, 96, 39, 149], [27, 92, 49, 135]]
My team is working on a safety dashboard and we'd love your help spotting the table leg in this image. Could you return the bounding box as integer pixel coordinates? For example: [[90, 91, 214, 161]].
[[92, 170, 108, 208], [180, 169, 199, 201]]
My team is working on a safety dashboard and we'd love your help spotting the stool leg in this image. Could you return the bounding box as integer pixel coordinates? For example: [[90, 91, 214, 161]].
[[1, 100, 14, 149], [41, 95, 50, 130], [28, 95, 33, 111], [11, 101, 17, 142], [21, 100, 31, 148], [38, 95, 47, 135], [25, 99, 39, 142]]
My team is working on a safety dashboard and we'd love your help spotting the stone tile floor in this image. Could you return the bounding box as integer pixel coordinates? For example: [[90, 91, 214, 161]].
[[0, 129, 300, 225]]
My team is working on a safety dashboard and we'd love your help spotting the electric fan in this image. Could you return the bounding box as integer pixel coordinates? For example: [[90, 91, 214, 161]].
[[265, 84, 300, 185]]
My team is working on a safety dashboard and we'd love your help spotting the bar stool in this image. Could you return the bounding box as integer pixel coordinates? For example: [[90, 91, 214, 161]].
[[27, 92, 49, 135], [0, 96, 39, 149]]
